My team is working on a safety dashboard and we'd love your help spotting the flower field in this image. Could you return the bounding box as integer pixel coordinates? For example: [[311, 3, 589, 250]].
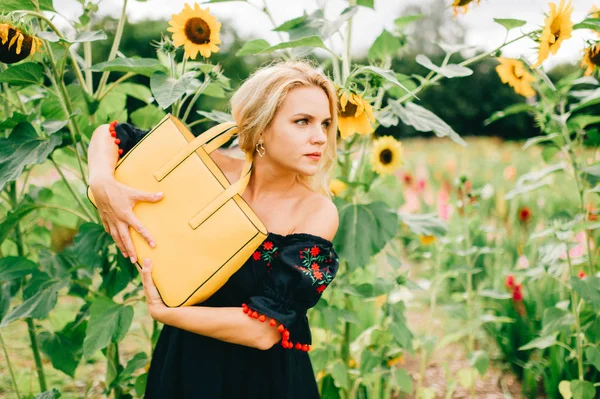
[[1, 0, 599, 398]]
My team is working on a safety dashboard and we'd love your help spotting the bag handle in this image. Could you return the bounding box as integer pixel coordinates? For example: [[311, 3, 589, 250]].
[[153, 117, 238, 182], [151, 115, 254, 230], [187, 156, 253, 230]]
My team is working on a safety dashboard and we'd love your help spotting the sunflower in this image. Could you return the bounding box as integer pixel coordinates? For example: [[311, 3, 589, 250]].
[[452, 0, 481, 17], [581, 43, 600, 76], [167, 3, 222, 59], [495, 58, 536, 97], [533, 0, 574, 68], [337, 90, 375, 140], [329, 179, 348, 196], [0, 21, 43, 64], [418, 235, 436, 245], [518, 206, 532, 224], [370, 136, 404, 176]]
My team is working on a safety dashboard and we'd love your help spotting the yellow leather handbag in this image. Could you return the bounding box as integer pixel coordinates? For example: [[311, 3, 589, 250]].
[[87, 114, 268, 307]]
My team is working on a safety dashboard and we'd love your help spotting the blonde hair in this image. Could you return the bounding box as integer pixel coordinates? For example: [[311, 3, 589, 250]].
[[230, 59, 338, 198]]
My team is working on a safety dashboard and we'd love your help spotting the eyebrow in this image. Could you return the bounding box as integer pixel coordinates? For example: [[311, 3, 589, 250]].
[[292, 113, 332, 122]]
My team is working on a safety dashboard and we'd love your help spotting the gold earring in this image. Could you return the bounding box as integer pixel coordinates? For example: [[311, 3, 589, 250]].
[[256, 139, 265, 157]]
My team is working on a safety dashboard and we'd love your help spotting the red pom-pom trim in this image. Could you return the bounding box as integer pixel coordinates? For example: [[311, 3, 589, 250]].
[[241, 303, 310, 352]]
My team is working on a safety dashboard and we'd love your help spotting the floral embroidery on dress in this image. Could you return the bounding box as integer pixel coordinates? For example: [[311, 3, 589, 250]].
[[294, 245, 336, 293], [252, 241, 278, 272]]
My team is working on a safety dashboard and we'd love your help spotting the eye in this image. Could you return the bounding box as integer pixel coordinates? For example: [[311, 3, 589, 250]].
[[322, 121, 330, 129], [295, 119, 309, 126]]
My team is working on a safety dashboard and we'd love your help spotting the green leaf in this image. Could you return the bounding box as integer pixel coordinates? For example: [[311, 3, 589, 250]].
[[135, 373, 148, 397], [522, 133, 562, 150], [389, 101, 467, 146], [468, 350, 489, 376], [0, 257, 37, 282], [568, 115, 600, 131], [197, 110, 234, 123], [33, 389, 61, 399], [1, 277, 67, 326], [329, 360, 350, 390], [542, 307, 575, 335], [397, 212, 447, 236], [131, 104, 166, 131], [518, 334, 557, 351], [415, 55, 473, 78], [570, 276, 600, 307], [389, 322, 413, 349], [477, 289, 511, 300], [394, 15, 423, 30], [0, 62, 44, 86], [392, 368, 413, 393], [121, 352, 150, 381], [100, 253, 137, 298], [494, 18, 527, 31], [582, 163, 600, 188], [585, 347, 600, 372], [39, 319, 87, 377], [2, 0, 54, 11], [203, 81, 226, 98], [257, 36, 333, 55], [355, 66, 417, 98], [83, 296, 134, 358], [357, 0, 374, 8], [570, 380, 596, 399], [368, 30, 401, 60], [0, 122, 62, 192], [41, 119, 69, 134], [150, 71, 196, 109], [457, 367, 477, 389], [63, 30, 107, 44], [73, 223, 113, 269], [333, 201, 398, 270], [0, 200, 40, 247], [559, 380, 572, 399], [236, 39, 271, 56], [89, 58, 168, 78], [113, 83, 153, 103], [484, 103, 535, 125]]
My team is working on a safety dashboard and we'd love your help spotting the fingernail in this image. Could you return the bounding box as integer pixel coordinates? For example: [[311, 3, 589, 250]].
[[150, 241, 156, 248], [157, 192, 163, 197], [130, 256, 136, 264], [123, 253, 128, 257]]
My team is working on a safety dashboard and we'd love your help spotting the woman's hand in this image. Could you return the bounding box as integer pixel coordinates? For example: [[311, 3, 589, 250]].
[[89, 175, 163, 263], [139, 258, 168, 320]]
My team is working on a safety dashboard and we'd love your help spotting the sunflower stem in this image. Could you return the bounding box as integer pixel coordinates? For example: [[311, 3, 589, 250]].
[[97, 72, 135, 102], [49, 156, 95, 221], [96, 0, 129, 98], [342, 0, 356, 82], [181, 76, 212, 123]]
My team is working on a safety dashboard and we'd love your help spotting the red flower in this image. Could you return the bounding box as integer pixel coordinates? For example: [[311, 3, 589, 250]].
[[513, 284, 522, 292], [263, 241, 274, 250], [311, 263, 319, 271], [316, 285, 326, 294], [512, 289, 523, 301], [505, 274, 515, 289], [313, 271, 323, 280], [578, 270, 586, 279], [310, 246, 320, 257], [253, 251, 261, 260], [518, 207, 532, 223], [402, 173, 413, 186]]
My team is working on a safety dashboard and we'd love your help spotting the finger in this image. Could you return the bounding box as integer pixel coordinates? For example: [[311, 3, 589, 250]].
[[117, 222, 137, 263], [140, 259, 153, 287], [109, 224, 127, 258], [128, 214, 156, 248], [131, 189, 163, 203], [102, 220, 110, 234]]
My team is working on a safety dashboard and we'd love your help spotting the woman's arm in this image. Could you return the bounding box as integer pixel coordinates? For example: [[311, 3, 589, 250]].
[[154, 306, 282, 350], [88, 124, 119, 186], [138, 259, 281, 351]]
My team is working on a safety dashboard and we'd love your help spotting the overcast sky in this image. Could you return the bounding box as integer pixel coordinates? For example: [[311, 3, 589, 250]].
[[54, 0, 598, 69]]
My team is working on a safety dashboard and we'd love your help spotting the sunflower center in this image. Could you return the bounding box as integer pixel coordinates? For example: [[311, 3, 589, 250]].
[[340, 101, 358, 118], [379, 149, 393, 165], [456, 0, 473, 5], [184, 17, 211, 45], [590, 46, 600, 66]]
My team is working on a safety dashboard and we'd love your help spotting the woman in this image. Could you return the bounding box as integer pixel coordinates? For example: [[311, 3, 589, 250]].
[[87, 60, 340, 398]]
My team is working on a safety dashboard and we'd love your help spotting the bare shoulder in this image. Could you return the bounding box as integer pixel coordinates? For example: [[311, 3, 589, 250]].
[[294, 192, 339, 242]]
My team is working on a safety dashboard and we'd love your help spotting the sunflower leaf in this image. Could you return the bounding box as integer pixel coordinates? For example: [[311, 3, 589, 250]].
[[394, 15, 424, 30], [368, 30, 401, 61], [256, 36, 334, 56], [2, 0, 54, 12], [89, 58, 168, 78], [353, 66, 418, 99], [389, 101, 467, 146], [62, 30, 107, 44], [522, 133, 562, 150], [494, 18, 526, 31], [573, 17, 600, 31], [356, 0, 374, 8], [150, 72, 196, 109], [236, 39, 271, 56], [484, 103, 535, 125], [0, 62, 44, 86], [131, 105, 166, 131], [197, 110, 234, 123], [415, 55, 472, 78]]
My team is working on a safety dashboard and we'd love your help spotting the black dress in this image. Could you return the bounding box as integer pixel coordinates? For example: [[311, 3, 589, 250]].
[[112, 123, 340, 398]]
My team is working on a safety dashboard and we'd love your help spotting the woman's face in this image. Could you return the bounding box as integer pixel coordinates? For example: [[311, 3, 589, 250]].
[[262, 85, 331, 177]]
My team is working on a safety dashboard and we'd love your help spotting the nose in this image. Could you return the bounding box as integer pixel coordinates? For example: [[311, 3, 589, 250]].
[[310, 124, 327, 146]]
